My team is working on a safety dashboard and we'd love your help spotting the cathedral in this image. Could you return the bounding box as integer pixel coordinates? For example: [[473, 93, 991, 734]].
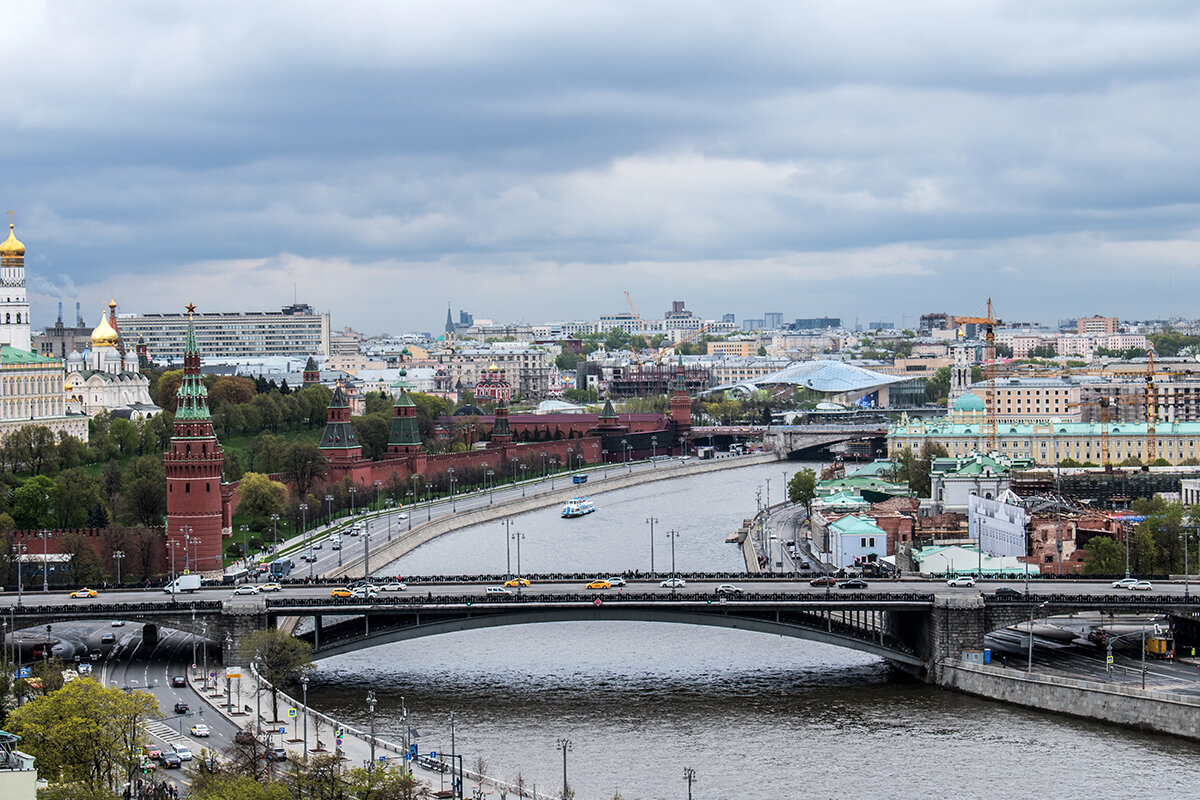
[[64, 299, 160, 419]]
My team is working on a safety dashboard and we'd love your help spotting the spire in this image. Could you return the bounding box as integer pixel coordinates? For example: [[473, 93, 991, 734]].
[[445, 305, 455, 335], [174, 303, 211, 421], [185, 303, 199, 354]]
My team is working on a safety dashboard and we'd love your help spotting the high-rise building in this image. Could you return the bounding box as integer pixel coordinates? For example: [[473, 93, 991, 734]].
[[763, 312, 783, 330], [117, 304, 331, 362]]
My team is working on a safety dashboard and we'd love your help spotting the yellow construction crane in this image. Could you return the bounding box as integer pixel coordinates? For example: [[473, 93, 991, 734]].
[[656, 324, 711, 362], [623, 291, 647, 368], [951, 300, 999, 451]]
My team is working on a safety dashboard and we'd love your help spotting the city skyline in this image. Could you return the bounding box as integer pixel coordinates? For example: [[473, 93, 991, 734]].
[[5, 2, 1199, 334]]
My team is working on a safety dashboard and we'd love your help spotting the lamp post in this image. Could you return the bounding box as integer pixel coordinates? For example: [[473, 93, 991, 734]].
[[503, 519, 514, 576], [406, 491, 413, 530], [374, 480, 382, 513], [666, 529, 680, 590], [301, 675, 309, 755], [626, 444, 633, 472], [540, 451, 547, 481], [646, 517, 658, 574], [364, 527, 372, 582], [40, 530, 49, 592], [13, 544, 24, 606], [325, 494, 334, 528], [349, 486, 358, 518], [620, 438, 628, 473], [240, 524, 249, 566], [448, 712, 459, 799], [202, 620, 209, 691], [448, 468, 457, 512], [566, 447, 574, 477], [556, 738, 572, 800], [224, 634, 234, 714], [299, 503, 309, 560], [511, 530, 524, 585], [651, 436, 658, 463], [511, 457, 518, 486], [519, 464, 527, 496], [168, 539, 179, 603], [425, 478, 431, 521], [411, 475, 422, 526], [270, 514, 280, 552], [602, 449, 608, 477], [684, 768, 696, 800], [1027, 601, 1049, 673], [366, 690, 377, 772], [486, 469, 495, 505], [549, 457, 557, 489], [112, 550, 124, 586]]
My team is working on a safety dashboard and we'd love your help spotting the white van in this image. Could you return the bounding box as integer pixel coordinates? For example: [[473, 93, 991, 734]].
[[485, 587, 512, 597]]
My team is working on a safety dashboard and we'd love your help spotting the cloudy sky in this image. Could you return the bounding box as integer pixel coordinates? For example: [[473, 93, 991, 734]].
[[5, 1, 1199, 334]]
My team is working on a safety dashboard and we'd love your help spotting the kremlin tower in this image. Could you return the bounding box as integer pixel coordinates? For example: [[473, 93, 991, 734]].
[[319, 382, 362, 467], [164, 305, 226, 574]]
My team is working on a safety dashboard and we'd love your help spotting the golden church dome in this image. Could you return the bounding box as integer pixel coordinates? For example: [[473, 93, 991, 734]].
[[488, 362, 499, 372], [0, 223, 24, 257], [91, 313, 120, 347]]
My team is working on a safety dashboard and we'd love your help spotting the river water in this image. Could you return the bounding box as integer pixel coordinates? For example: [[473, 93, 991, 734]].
[[305, 461, 1200, 799]]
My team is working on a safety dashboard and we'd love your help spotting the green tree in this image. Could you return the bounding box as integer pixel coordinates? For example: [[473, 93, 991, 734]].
[[787, 468, 817, 513], [237, 473, 289, 532], [54, 468, 110, 529], [7, 677, 158, 796], [119, 455, 167, 526], [11, 474, 57, 528], [239, 629, 315, 723], [925, 366, 951, 405], [555, 351, 581, 371], [1082, 535, 1126, 575], [893, 443, 948, 498], [156, 369, 184, 411], [281, 441, 328, 500], [351, 413, 391, 461]]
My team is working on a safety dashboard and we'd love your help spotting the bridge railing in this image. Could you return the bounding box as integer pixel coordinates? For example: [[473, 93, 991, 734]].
[[5, 600, 225, 616], [266, 591, 938, 610]]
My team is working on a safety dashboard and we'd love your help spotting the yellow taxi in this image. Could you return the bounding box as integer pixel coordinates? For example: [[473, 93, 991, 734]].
[[504, 578, 531, 588], [330, 588, 354, 598], [585, 580, 611, 590], [69, 588, 99, 598]]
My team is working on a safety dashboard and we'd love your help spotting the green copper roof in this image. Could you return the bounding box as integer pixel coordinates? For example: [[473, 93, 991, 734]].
[[600, 398, 617, 419], [0, 345, 60, 365], [829, 514, 885, 536], [185, 313, 199, 354], [328, 384, 350, 409], [393, 388, 415, 408]]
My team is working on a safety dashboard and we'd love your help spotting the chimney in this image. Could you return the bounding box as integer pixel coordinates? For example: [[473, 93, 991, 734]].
[[57, 301, 63, 324]]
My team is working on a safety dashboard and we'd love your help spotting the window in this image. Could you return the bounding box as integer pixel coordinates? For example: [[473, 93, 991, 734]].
[[185, 483, 190, 493]]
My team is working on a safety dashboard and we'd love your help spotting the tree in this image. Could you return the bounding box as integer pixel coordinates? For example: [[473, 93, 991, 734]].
[[119, 455, 167, 526], [282, 441, 328, 500], [11, 474, 57, 528], [352, 413, 391, 461], [54, 468, 109, 529], [894, 443, 947, 498], [156, 369, 184, 411], [237, 473, 289, 532], [994, 343, 1013, 358], [788, 468, 817, 513], [1082, 535, 1125, 575], [208, 376, 258, 409], [925, 366, 951, 405], [7, 677, 158, 796], [239, 629, 315, 724]]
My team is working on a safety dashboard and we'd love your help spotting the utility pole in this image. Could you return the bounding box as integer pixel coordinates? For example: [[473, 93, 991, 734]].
[[646, 517, 658, 574]]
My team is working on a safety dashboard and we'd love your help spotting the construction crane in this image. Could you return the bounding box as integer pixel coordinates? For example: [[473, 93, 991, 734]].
[[623, 291, 648, 368], [950, 300, 999, 451], [656, 324, 711, 362]]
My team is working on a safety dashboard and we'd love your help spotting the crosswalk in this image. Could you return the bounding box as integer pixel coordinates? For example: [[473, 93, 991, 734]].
[[145, 719, 187, 745]]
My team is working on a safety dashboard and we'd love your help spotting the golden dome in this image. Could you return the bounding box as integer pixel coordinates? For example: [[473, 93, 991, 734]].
[[91, 312, 120, 347], [488, 362, 499, 372], [0, 223, 24, 257], [108, 297, 117, 309]]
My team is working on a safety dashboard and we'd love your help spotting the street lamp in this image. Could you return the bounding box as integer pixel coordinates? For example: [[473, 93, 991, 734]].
[[448, 712, 459, 799], [270, 514, 280, 551], [366, 690, 377, 771], [299, 503, 309, 560], [374, 480, 383, 513], [40, 530, 49, 592], [240, 524, 250, 566], [1027, 601, 1049, 673], [349, 486, 358, 518], [540, 451, 547, 481], [626, 444, 633, 472], [549, 457, 557, 489], [511, 530, 524, 584], [519, 464, 527, 496], [567, 447, 574, 476], [620, 438, 628, 472], [301, 675, 309, 755], [651, 435, 658, 463], [511, 457, 518, 486], [448, 468, 457, 512], [112, 550, 125, 586], [224, 634, 234, 714], [486, 469, 495, 505], [602, 449, 608, 477], [646, 517, 658, 574], [684, 768, 697, 800], [556, 738, 572, 800], [12, 544, 25, 606], [326, 494, 334, 528], [666, 529, 680, 590]]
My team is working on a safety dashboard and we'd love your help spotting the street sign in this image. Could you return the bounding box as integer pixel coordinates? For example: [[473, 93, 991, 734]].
[[1106, 655, 1114, 664], [226, 671, 241, 679], [287, 709, 297, 718], [278, 727, 286, 735]]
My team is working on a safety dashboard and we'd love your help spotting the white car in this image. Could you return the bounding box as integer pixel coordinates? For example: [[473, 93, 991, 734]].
[[349, 586, 378, 599], [173, 744, 193, 761], [190, 724, 210, 737], [660, 578, 686, 589], [380, 582, 408, 592], [946, 576, 976, 587], [606, 577, 628, 587], [1131, 580, 1154, 591], [232, 585, 259, 595], [1111, 577, 1139, 589], [258, 583, 282, 592]]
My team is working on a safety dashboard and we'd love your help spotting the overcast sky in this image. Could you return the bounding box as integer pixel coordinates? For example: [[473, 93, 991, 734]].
[[5, 1, 1199, 335]]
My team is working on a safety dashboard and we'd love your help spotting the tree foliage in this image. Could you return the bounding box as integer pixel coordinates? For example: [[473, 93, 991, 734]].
[[237, 473, 289, 533], [239, 628, 315, 723], [788, 468, 817, 511]]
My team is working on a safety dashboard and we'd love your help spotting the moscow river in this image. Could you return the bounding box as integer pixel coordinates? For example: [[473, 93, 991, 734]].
[[305, 462, 1200, 799]]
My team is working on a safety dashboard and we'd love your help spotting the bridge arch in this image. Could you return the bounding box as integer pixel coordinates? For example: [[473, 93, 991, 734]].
[[305, 606, 922, 667]]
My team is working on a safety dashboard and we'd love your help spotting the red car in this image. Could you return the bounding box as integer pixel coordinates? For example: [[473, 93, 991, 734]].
[[809, 576, 837, 587]]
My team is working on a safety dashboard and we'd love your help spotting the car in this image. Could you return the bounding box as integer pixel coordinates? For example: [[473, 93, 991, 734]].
[[660, 578, 686, 589], [312, 542, 323, 550], [1112, 577, 1140, 589], [331, 542, 341, 550], [70, 588, 98, 598], [173, 744, 193, 761], [300, 553, 316, 562], [946, 576, 976, 587], [101, 633, 116, 644], [171, 675, 187, 688], [330, 588, 353, 598], [993, 587, 1023, 599], [485, 586, 513, 596], [1131, 580, 1154, 591], [259, 583, 282, 592], [799, 561, 812, 570], [160, 752, 182, 769], [605, 577, 628, 587], [234, 730, 256, 745], [586, 580, 612, 590], [190, 724, 210, 737], [267, 746, 288, 762], [838, 579, 869, 590], [349, 586, 377, 599], [233, 585, 259, 596], [111, 620, 126, 627], [89, 650, 102, 661], [504, 578, 531, 588], [380, 582, 408, 592], [809, 576, 837, 587], [715, 584, 744, 597], [77, 663, 92, 675], [143, 744, 162, 760], [174, 702, 189, 714]]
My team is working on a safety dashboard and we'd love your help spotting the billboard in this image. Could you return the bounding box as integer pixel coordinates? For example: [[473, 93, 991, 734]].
[[969, 494, 1028, 558]]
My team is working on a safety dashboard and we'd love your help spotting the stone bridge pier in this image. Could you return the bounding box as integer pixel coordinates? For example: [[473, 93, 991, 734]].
[[886, 595, 987, 682], [213, 600, 271, 666]]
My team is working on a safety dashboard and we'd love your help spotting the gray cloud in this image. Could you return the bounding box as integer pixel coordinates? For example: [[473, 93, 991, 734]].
[[2, 1, 1198, 332]]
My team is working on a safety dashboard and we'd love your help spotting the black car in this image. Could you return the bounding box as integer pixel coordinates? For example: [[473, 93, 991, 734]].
[[838, 579, 869, 590], [171, 676, 186, 688], [160, 752, 182, 769], [993, 587, 1023, 599], [174, 702, 189, 714]]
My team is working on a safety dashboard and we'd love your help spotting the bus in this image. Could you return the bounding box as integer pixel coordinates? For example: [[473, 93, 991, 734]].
[[269, 557, 294, 578], [222, 568, 250, 585], [572, 474, 588, 485]]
